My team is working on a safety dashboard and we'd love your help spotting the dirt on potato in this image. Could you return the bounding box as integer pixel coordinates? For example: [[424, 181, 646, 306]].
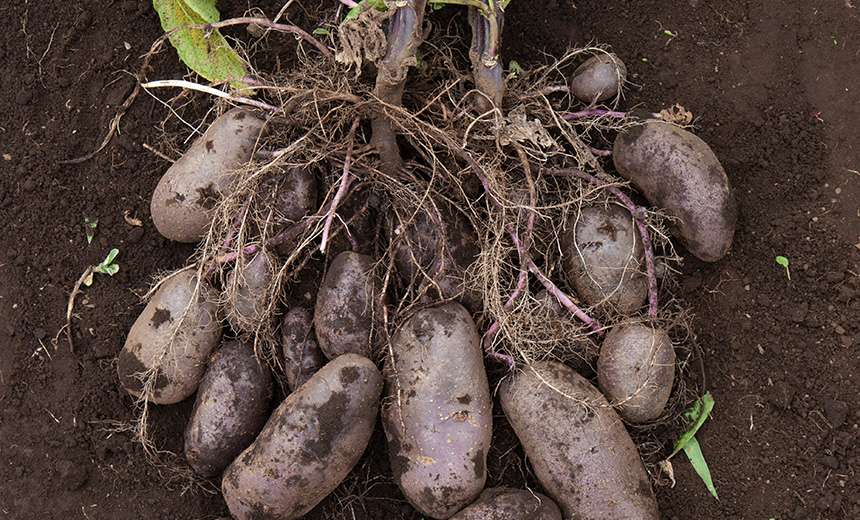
[[2, 1, 860, 519]]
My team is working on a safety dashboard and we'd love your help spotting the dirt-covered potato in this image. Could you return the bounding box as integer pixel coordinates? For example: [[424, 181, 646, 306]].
[[500, 360, 660, 520], [221, 354, 383, 520], [184, 341, 273, 477], [387, 201, 482, 313], [613, 120, 737, 262], [569, 53, 627, 103], [449, 487, 562, 520], [117, 269, 222, 405], [382, 302, 492, 519], [151, 108, 265, 243], [281, 307, 327, 391], [560, 204, 648, 315], [314, 251, 382, 359], [225, 249, 274, 333], [272, 165, 318, 222], [598, 322, 674, 423]]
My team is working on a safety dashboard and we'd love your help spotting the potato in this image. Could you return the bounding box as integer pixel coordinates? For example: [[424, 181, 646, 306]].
[[569, 54, 627, 103], [184, 340, 273, 477], [221, 354, 383, 520], [151, 108, 265, 243], [382, 302, 492, 519], [314, 251, 382, 359], [560, 204, 648, 315], [271, 165, 318, 223], [500, 360, 660, 520], [597, 322, 674, 423], [387, 201, 481, 312], [225, 249, 274, 333], [449, 487, 562, 520], [117, 269, 222, 405], [612, 120, 737, 262], [281, 307, 327, 391]]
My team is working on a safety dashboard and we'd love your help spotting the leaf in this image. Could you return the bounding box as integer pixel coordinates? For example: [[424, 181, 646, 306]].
[[669, 391, 714, 458], [153, 0, 248, 89], [93, 249, 120, 276], [683, 436, 718, 499], [313, 28, 329, 35], [775, 256, 791, 280], [344, 0, 389, 22]]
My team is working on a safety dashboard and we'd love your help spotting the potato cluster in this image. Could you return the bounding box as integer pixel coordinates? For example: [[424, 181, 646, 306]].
[[118, 47, 735, 519]]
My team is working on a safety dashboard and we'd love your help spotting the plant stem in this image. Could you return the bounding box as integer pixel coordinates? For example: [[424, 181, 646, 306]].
[[563, 109, 627, 120], [321, 117, 361, 254]]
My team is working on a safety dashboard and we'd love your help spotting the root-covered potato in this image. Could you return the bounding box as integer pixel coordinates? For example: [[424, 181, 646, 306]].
[[382, 302, 492, 519], [387, 201, 481, 313], [225, 249, 274, 333], [117, 269, 222, 405], [314, 251, 382, 359], [569, 53, 627, 103], [221, 354, 383, 520], [272, 165, 318, 223], [449, 487, 562, 520], [560, 204, 648, 315], [184, 341, 273, 476], [598, 322, 674, 423], [613, 120, 737, 262], [151, 108, 265, 243], [500, 360, 660, 520], [281, 307, 327, 391]]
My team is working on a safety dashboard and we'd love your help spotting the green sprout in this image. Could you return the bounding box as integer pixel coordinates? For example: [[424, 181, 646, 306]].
[[663, 392, 718, 500], [641, 57, 649, 62], [775, 256, 790, 280], [664, 29, 677, 37], [84, 248, 120, 287], [831, 36, 838, 45], [507, 60, 524, 79], [313, 27, 328, 35], [85, 217, 98, 244], [344, 0, 389, 22]]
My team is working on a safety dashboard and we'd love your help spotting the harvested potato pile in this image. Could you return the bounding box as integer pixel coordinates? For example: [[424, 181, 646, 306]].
[[112, 4, 735, 518]]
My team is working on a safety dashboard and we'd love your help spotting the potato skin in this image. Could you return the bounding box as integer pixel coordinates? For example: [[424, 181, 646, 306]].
[[221, 354, 383, 520], [151, 108, 265, 242], [226, 249, 274, 333], [314, 251, 382, 359], [561, 204, 648, 315], [597, 323, 674, 423], [449, 487, 562, 520], [280, 307, 327, 391], [500, 360, 659, 520], [184, 341, 273, 476], [117, 269, 222, 404], [569, 54, 627, 103], [382, 302, 492, 519], [613, 120, 737, 262]]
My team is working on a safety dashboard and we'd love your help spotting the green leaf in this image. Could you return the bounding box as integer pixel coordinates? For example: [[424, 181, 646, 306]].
[[670, 392, 714, 458], [313, 27, 329, 35], [344, 0, 389, 22], [152, 0, 248, 89], [85, 217, 98, 244], [775, 256, 790, 280], [683, 436, 718, 499], [93, 248, 120, 276]]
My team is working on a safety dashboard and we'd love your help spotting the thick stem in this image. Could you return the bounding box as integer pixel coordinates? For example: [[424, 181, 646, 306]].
[[545, 168, 659, 319], [320, 117, 361, 254], [468, 3, 505, 111]]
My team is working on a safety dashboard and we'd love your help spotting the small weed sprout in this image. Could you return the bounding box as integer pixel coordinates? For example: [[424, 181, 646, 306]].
[[85, 217, 98, 244], [775, 255, 790, 280], [661, 392, 718, 499]]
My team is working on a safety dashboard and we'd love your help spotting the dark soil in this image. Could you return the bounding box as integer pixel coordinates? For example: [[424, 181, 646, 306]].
[[2, 1, 860, 519]]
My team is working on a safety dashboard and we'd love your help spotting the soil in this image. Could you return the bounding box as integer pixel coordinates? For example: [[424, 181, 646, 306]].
[[2, 1, 860, 519]]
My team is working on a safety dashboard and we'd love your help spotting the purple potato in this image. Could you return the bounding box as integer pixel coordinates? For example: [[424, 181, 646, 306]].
[[151, 108, 266, 243], [272, 165, 318, 223], [500, 360, 660, 520], [569, 54, 627, 103], [449, 487, 562, 520], [598, 322, 675, 423], [382, 302, 492, 519], [225, 249, 275, 333], [281, 307, 327, 391], [314, 251, 382, 359], [118, 269, 222, 404], [613, 120, 737, 262], [560, 204, 648, 315], [221, 354, 383, 520], [184, 341, 273, 476]]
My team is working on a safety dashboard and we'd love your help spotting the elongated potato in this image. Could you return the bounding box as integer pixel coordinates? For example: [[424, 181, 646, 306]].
[[613, 120, 737, 262], [382, 302, 492, 519], [225, 249, 275, 333], [117, 269, 222, 404], [314, 251, 382, 359], [184, 341, 273, 476], [598, 322, 674, 423], [281, 307, 327, 391], [450, 487, 562, 520], [151, 108, 265, 242], [560, 204, 648, 315], [500, 360, 659, 520], [221, 354, 382, 520]]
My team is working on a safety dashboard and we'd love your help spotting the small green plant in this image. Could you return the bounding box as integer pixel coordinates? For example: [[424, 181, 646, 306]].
[[508, 60, 524, 79], [344, 0, 389, 22], [662, 392, 718, 499], [313, 27, 329, 35], [775, 255, 790, 280], [85, 217, 98, 244], [664, 29, 677, 37], [84, 248, 120, 286]]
